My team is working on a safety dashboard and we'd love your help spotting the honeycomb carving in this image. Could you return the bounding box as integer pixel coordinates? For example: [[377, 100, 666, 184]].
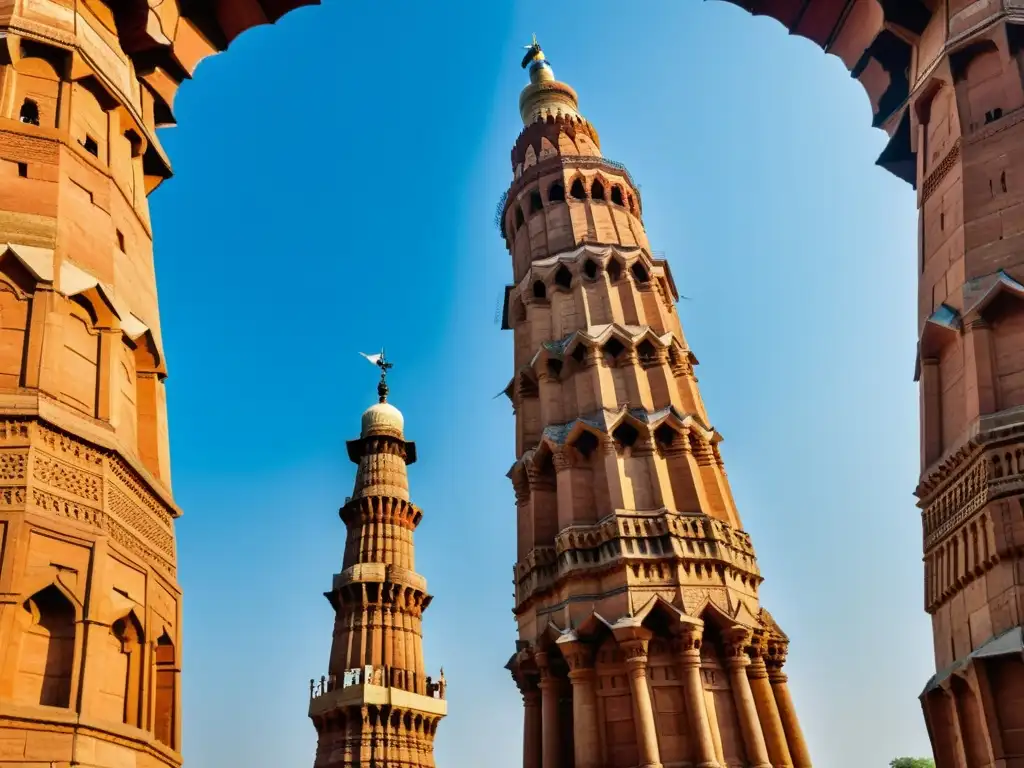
[[0, 451, 27, 481], [35, 423, 102, 466], [107, 484, 174, 557], [32, 454, 101, 502]]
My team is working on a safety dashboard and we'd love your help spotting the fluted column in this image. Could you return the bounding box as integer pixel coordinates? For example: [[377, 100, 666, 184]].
[[562, 640, 600, 768], [677, 625, 720, 768], [748, 638, 793, 768], [767, 641, 812, 768], [724, 627, 771, 768], [620, 636, 662, 768], [535, 651, 561, 768]]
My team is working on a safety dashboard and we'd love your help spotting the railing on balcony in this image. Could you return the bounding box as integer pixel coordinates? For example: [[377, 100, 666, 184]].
[[309, 666, 447, 701]]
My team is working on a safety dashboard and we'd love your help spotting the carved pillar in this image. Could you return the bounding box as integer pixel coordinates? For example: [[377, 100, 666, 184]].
[[677, 625, 720, 768], [748, 639, 793, 768], [562, 641, 600, 768], [766, 641, 812, 767], [724, 627, 771, 768], [621, 637, 663, 768], [535, 651, 560, 768]]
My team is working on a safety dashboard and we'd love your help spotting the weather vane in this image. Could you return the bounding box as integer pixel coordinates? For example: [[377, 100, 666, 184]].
[[359, 349, 394, 403], [521, 33, 545, 69]]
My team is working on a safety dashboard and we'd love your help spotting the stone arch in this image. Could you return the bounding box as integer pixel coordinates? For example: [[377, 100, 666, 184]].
[[13, 583, 77, 708]]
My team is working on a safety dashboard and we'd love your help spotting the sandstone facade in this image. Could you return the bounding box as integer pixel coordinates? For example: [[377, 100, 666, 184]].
[[498, 44, 811, 768], [715, 1, 1024, 764], [0, 2, 314, 767]]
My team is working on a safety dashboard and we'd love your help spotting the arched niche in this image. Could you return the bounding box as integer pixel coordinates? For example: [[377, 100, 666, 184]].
[[58, 295, 102, 417], [10, 40, 64, 130], [0, 252, 38, 391], [153, 630, 178, 748], [98, 610, 145, 728], [14, 583, 77, 709]]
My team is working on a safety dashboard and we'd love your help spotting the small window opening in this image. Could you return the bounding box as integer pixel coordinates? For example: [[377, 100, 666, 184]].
[[607, 260, 622, 282], [554, 265, 572, 290], [940, 213, 945, 231], [611, 186, 625, 206], [546, 359, 563, 379], [529, 189, 543, 214], [83, 136, 99, 156], [116, 230, 126, 252], [17, 163, 28, 178], [603, 338, 625, 360], [549, 181, 565, 202], [19, 100, 40, 126], [654, 424, 675, 448], [591, 180, 606, 200], [570, 178, 587, 200], [631, 262, 650, 283], [574, 431, 599, 459], [985, 108, 1003, 124], [627, 193, 635, 213], [515, 206, 525, 229], [1002, 171, 1008, 194], [637, 340, 657, 365], [583, 259, 598, 279], [571, 345, 587, 364], [532, 281, 547, 300], [612, 423, 639, 449]]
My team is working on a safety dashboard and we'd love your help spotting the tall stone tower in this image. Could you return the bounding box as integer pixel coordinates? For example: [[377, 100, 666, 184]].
[[308, 360, 446, 767], [499, 42, 811, 768], [0, 2, 312, 767]]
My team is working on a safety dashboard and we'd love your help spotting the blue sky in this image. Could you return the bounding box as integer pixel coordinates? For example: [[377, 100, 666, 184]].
[[151, 2, 930, 765]]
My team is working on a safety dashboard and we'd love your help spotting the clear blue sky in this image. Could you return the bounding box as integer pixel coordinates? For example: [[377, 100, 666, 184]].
[[151, 2, 931, 766]]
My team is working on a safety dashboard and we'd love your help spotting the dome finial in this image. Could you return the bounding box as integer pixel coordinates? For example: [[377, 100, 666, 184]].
[[359, 349, 394, 403], [521, 34, 554, 84]]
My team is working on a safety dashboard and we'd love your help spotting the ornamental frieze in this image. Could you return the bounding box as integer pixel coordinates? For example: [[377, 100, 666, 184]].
[[922, 435, 1024, 550]]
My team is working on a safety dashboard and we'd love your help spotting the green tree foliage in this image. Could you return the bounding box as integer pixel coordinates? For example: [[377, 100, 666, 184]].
[[890, 758, 935, 768]]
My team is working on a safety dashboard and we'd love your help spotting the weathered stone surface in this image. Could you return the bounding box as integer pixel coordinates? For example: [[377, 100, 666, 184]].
[[0, 2, 314, 766]]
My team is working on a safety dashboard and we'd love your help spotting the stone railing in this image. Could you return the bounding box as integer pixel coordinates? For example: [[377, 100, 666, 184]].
[[309, 666, 447, 701], [513, 511, 762, 612]]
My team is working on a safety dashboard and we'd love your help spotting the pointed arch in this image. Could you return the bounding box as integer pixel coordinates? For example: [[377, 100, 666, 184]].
[[14, 584, 77, 708], [569, 177, 587, 200]]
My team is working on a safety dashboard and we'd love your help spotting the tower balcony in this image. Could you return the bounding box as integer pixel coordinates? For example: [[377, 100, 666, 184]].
[[511, 509, 762, 616]]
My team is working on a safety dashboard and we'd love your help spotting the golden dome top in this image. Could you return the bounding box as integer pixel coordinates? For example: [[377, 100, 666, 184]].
[[519, 36, 581, 125]]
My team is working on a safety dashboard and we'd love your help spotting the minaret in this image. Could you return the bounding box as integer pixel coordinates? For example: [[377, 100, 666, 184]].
[[500, 41, 811, 768], [309, 356, 446, 767]]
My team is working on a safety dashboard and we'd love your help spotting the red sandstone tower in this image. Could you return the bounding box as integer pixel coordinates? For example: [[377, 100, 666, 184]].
[[499, 41, 811, 768], [308, 358, 446, 767], [0, 2, 312, 766], [711, 1, 1024, 764]]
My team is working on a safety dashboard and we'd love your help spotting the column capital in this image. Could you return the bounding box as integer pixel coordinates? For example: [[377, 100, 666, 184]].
[[620, 638, 650, 669], [675, 622, 705, 663], [723, 626, 754, 667], [764, 637, 789, 673], [558, 640, 595, 678], [552, 450, 571, 472]]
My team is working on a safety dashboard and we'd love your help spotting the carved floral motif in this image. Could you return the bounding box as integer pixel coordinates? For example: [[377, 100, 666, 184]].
[[33, 454, 101, 502]]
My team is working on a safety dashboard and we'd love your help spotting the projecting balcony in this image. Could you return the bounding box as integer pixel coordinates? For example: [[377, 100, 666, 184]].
[[308, 666, 448, 718]]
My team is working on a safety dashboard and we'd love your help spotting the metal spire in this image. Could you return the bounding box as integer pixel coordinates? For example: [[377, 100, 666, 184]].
[[359, 349, 394, 403]]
